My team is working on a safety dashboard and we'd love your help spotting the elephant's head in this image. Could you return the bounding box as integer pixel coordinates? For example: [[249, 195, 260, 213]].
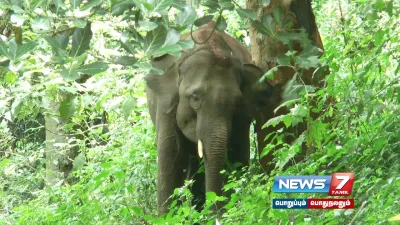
[[174, 49, 275, 194]]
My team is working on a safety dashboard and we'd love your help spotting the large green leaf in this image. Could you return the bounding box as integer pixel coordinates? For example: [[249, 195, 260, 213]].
[[143, 25, 167, 55], [236, 8, 256, 20], [153, 44, 182, 57], [138, 20, 158, 31], [163, 29, 180, 47], [73, 19, 87, 28], [71, 0, 82, 9], [31, 16, 51, 32], [219, 0, 234, 10], [81, 0, 102, 10], [112, 56, 137, 65], [71, 23, 93, 57], [59, 96, 77, 120], [216, 15, 227, 32], [194, 15, 214, 27], [152, 0, 173, 15], [15, 40, 37, 59], [8, 40, 17, 60], [44, 36, 68, 59], [121, 96, 136, 120], [202, 0, 219, 11], [72, 152, 86, 171], [60, 67, 80, 81], [0, 40, 10, 58], [176, 40, 194, 49], [111, 0, 135, 15], [76, 61, 108, 75], [175, 6, 197, 26], [294, 44, 320, 69], [28, 0, 50, 11]]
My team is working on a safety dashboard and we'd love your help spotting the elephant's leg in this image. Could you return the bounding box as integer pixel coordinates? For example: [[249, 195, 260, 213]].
[[156, 110, 189, 216], [228, 117, 251, 168]]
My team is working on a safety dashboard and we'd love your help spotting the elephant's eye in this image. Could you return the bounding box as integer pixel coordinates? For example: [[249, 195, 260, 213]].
[[189, 93, 201, 108]]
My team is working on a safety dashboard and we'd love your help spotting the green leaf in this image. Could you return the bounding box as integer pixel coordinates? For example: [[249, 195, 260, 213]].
[[135, 61, 152, 73], [206, 192, 217, 201], [81, 0, 102, 10], [138, 20, 158, 31], [44, 36, 68, 58], [11, 98, 23, 120], [29, 0, 50, 11], [374, 30, 385, 46], [71, 23, 93, 57], [121, 96, 136, 120], [60, 67, 80, 81], [252, 20, 274, 37], [111, 0, 135, 15], [54, 0, 67, 10], [73, 19, 87, 28], [59, 96, 77, 120], [153, 44, 182, 57], [31, 17, 51, 32], [175, 6, 197, 26], [259, 66, 278, 83], [261, 14, 276, 36], [202, 0, 219, 11], [177, 40, 194, 49], [76, 61, 108, 75], [113, 56, 137, 65], [163, 29, 180, 47], [152, 0, 173, 15], [194, 15, 214, 27], [236, 8, 256, 20], [16, 40, 37, 58], [71, 0, 82, 9], [0, 40, 10, 58], [272, 6, 282, 23], [216, 15, 227, 32], [72, 152, 86, 171], [277, 31, 309, 45], [276, 54, 291, 66], [263, 114, 286, 128], [219, 0, 234, 10], [294, 44, 320, 69], [8, 40, 17, 60], [4, 71, 17, 84], [143, 25, 167, 55], [0, 158, 10, 168]]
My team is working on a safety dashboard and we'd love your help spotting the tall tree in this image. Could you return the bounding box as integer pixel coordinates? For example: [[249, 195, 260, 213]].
[[246, 0, 328, 172]]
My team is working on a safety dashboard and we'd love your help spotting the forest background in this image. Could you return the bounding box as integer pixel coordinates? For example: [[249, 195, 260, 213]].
[[0, 0, 399, 224]]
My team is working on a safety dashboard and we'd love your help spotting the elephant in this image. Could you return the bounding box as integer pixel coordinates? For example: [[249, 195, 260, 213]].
[[145, 21, 278, 216]]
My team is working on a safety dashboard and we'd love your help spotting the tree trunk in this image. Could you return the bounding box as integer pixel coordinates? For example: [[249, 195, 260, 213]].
[[44, 98, 78, 186], [247, 0, 328, 172]]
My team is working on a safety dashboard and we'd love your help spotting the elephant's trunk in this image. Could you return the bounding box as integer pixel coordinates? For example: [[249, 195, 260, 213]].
[[201, 122, 229, 196]]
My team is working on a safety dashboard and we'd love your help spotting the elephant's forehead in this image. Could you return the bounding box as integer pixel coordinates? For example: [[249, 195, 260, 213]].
[[184, 47, 236, 69]]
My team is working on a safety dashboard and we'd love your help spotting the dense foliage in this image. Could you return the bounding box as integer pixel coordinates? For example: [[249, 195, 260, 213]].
[[0, 0, 399, 224]]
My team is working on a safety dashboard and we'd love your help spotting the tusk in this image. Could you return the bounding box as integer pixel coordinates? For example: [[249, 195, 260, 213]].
[[216, 219, 221, 225], [198, 140, 203, 158]]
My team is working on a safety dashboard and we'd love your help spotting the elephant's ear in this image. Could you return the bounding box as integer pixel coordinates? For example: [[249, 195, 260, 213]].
[[240, 64, 279, 108], [145, 54, 179, 113]]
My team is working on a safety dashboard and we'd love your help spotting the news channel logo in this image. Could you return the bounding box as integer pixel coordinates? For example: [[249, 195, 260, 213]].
[[272, 172, 355, 209]]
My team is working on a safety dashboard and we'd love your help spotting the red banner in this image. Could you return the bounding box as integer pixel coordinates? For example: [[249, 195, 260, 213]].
[[308, 198, 354, 209]]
